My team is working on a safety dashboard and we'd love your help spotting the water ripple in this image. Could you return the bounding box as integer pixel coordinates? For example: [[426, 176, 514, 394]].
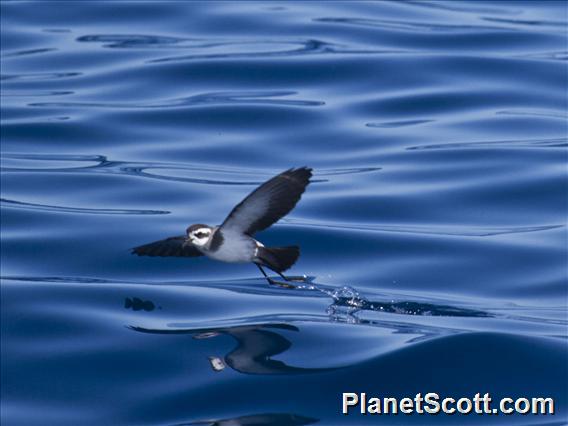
[[0, 71, 82, 81], [151, 40, 399, 63], [77, 34, 187, 47], [407, 137, 568, 150], [1, 154, 281, 185], [366, 119, 434, 128], [283, 218, 563, 238], [403, 1, 521, 16], [28, 90, 324, 109], [2, 47, 57, 58], [76, 34, 396, 63], [495, 110, 568, 120], [2, 153, 376, 185], [2, 90, 74, 97], [314, 17, 516, 33], [482, 16, 567, 29], [0, 198, 169, 215], [516, 51, 568, 61]]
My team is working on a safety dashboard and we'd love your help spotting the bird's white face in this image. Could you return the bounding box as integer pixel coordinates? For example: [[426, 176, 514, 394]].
[[188, 227, 212, 246]]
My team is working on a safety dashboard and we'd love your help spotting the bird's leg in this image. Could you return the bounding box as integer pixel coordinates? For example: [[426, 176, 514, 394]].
[[275, 270, 292, 282], [256, 264, 295, 288], [274, 270, 308, 283], [256, 264, 272, 284]]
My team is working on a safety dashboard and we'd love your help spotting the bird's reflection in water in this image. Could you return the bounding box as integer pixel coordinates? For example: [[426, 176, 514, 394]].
[[127, 284, 491, 373], [131, 323, 336, 375], [176, 412, 318, 426]]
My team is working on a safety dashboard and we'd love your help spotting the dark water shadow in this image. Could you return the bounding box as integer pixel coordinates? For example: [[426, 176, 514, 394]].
[[124, 297, 155, 311], [174, 412, 318, 426]]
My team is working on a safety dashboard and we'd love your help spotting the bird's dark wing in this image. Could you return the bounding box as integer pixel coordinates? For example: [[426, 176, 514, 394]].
[[131, 236, 203, 257], [220, 167, 312, 236]]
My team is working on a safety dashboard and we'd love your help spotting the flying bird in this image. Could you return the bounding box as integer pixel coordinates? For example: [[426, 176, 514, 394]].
[[132, 167, 312, 285]]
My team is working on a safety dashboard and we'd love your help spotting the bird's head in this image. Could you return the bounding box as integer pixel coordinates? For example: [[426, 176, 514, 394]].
[[186, 224, 213, 247]]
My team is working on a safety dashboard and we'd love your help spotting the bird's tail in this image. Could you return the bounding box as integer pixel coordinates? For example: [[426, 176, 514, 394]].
[[256, 246, 300, 272]]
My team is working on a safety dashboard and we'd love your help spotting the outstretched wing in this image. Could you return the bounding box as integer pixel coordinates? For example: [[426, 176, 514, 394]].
[[221, 167, 312, 236], [131, 236, 203, 257]]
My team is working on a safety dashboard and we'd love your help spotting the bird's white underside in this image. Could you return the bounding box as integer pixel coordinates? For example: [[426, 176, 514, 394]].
[[205, 228, 259, 263], [187, 194, 271, 263]]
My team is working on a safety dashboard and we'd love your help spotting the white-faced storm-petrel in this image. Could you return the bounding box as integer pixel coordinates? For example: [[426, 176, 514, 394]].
[[132, 167, 312, 285]]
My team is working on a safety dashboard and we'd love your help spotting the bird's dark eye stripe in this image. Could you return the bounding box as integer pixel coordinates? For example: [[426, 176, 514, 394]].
[[196, 232, 207, 238]]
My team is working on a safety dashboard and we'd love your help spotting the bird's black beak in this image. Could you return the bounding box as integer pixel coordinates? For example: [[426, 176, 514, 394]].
[[182, 238, 192, 248]]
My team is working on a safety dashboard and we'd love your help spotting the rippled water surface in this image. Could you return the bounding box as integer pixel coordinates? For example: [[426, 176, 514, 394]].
[[1, 1, 567, 425]]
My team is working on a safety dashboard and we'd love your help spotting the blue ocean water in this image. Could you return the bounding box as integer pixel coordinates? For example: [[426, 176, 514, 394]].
[[1, 1, 567, 425]]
